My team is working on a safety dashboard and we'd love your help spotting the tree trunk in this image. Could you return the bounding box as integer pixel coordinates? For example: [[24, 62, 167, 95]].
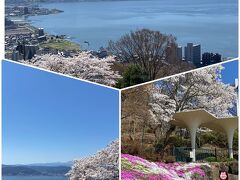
[[163, 124, 176, 146]]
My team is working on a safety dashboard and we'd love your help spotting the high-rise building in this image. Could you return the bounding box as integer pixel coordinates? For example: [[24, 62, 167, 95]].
[[184, 43, 201, 67], [38, 28, 44, 36], [23, 7, 29, 15], [193, 44, 201, 67], [213, 53, 221, 63], [176, 46, 182, 60], [202, 52, 212, 64], [202, 52, 221, 66], [184, 43, 193, 62], [24, 45, 38, 60]]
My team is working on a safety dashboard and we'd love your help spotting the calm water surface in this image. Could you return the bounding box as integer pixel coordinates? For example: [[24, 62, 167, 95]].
[[2, 176, 68, 180], [29, 0, 238, 58]]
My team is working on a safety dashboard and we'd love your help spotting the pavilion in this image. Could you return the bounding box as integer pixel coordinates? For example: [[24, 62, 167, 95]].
[[171, 109, 238, 162]]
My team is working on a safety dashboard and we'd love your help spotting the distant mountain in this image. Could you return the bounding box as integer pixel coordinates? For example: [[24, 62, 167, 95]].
[[28, 161, 73, 167], [2, 164, 71, 176]]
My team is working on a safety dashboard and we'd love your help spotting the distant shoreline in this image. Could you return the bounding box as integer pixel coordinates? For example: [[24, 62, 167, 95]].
[[26, 5, 83, 50]]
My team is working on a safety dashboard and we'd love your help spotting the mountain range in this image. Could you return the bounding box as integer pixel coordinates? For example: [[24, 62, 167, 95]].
[[2, 163, 72, 176]]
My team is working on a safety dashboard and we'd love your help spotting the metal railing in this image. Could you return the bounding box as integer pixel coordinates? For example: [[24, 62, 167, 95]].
[[173, 147, 238, 162]]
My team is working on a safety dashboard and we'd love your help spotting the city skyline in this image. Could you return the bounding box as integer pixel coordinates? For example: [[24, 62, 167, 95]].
[[177, 42, 222, 67]]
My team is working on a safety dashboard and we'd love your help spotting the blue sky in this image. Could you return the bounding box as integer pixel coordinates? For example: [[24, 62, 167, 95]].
[[221, 60, 238, 84], [2, 61, 119, 165]]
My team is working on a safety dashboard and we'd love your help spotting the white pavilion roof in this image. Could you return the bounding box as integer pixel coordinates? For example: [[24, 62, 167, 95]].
[[171, 109, 238, 133]]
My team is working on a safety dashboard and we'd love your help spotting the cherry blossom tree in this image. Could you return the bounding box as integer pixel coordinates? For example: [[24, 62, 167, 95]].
[[149, 65, 237, 144], [20, 52, 121, 86], [67, 140, 119, 180]]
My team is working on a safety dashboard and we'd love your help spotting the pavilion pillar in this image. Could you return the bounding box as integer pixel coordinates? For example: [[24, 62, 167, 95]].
[[188, 122, 201, 162], [226, 129, 235, 159]]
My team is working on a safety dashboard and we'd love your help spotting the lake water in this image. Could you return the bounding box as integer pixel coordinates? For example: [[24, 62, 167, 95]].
[[2, 176, 68, 180], [29, 0, 238, 58]]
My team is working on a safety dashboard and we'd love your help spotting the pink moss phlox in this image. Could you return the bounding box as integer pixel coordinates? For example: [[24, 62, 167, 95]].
[[122, 154, 153, 167], [121, 154, 208, 180]]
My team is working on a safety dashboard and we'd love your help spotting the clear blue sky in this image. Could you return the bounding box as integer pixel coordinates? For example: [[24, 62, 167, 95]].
[[2, 61, 119, 165], [221, 60, 238, 84]]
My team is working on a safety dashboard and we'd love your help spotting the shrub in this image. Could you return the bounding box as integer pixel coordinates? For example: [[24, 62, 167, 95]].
[[200, 131, 227, 148], [204, 157, 217, 162], [154, 139, 165, 153], [164, 156, 176, 163], [196, 152, 215, 161], [226, 158, 237, 162], [200, 130, 238, 150], [115, 64, 149, 88]]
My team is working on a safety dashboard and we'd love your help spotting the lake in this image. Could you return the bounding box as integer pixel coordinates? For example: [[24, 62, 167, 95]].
[[2, 176, 68, 180], [29, 0, 238, 58]]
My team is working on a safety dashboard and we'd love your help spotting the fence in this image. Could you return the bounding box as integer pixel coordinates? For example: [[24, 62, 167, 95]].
[[173, 147, 238, 162]]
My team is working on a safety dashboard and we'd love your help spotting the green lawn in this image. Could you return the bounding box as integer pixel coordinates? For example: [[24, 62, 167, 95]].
[[40, 39, 80, 51]]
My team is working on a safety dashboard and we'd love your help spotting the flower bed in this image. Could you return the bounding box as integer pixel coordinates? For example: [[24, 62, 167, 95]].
[[121, 154, 212, 180]]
